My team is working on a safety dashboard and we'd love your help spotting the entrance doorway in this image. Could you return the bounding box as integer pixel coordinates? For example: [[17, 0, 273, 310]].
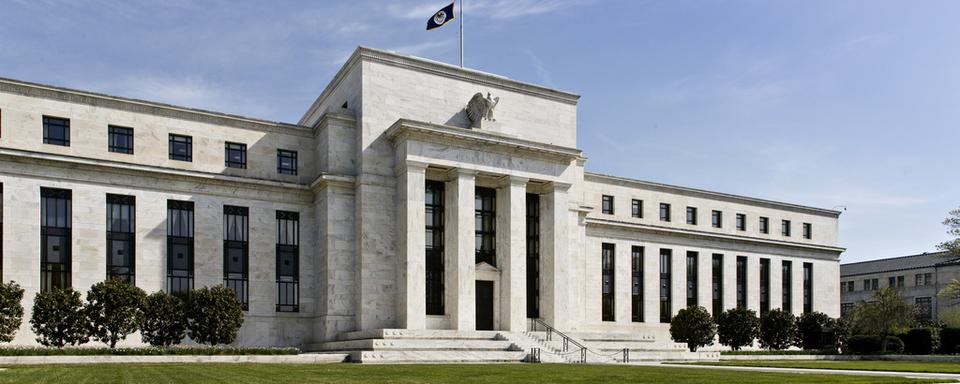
[[475, 280, 494, 330]]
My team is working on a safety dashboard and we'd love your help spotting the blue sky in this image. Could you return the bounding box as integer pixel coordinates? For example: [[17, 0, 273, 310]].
[[2, 0, 958, 263]]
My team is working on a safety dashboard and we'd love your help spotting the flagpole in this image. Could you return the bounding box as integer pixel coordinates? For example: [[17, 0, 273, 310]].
[[459, 0, 464, 68]]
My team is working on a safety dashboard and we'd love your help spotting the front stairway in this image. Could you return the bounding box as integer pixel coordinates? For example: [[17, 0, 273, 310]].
[[310, 329, 528, 363]]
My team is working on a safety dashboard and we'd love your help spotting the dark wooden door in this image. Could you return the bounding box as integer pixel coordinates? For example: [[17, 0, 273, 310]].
[[476, 280, 494, 330]]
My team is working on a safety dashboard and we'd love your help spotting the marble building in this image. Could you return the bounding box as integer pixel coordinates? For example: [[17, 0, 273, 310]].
[[0, 46, 843, 352]]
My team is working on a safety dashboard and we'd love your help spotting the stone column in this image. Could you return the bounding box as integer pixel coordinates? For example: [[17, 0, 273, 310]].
[[791, 258, 804, 316], [540, 182, 570, 329], [697, 251, 713, 314], [497, 176, 527, 331], [723, 254, 737, 311], [445, 169, 477, 331], [671, 249, 686, 319], [769, 257, 783, 311], [614, 241, 631, 324], [747, 255, 761, 313], [397, 161, 427, 329], [643, 247, 659, 324]]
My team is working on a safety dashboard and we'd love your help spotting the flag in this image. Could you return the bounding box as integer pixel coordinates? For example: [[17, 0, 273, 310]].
[[426, 2, 455, 31]]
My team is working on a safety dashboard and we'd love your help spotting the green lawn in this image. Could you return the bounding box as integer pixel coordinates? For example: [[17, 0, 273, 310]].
[[0, 363, 944, 384], [693, 360, 960, 374]]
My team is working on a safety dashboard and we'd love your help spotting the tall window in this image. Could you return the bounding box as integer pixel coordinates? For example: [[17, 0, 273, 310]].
[[736, 256, 747, 308], [659, 203, 671, 222], [526, 194, 540, 319], [759, 258, 770, 315], [736, 213, 746, 231], [169, 134, 192, 162], [712, 210, 722, 228], [916, 297, 932, 321], [631, 246, 644, 322], [660, 249, 672, 323], [601, 195, 614, 215], [759, 217, 769, 234], [277, 149, 298, 175], [782, 260, 793, 313], [475, 187, 496, 266], [686, 251, 698, 307], [686, 207, 697, 225], [106, 194, 135, 283], [803, 223, 812, 239], [803, 262, 813, 314], [276, 211, 300, 312], [712, 254, 723, 318], [782, 220, 791, 236], [167, 200, 194, 297], [225, 142, 247, 169], [631, 199, 643, 218], [601, 243, 615, 322], [43, 116, 70, 146], [224, 206, 249, 310], [425, 181, 445, 316], [108, 126, 134, 154], [41, 188, 72, 292]]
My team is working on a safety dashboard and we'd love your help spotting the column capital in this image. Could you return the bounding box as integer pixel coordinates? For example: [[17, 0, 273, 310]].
[[395, 160, 429, 175], [497, 175, 529, 188], [444, 167, 478, 180], [545, 181, 573, 192]]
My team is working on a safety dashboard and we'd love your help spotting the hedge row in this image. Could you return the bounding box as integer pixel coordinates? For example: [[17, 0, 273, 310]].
[[0, 346, 298, 356]]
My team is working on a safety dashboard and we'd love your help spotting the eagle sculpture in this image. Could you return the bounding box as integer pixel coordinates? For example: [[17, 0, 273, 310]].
[[466, 92, 499, 128]]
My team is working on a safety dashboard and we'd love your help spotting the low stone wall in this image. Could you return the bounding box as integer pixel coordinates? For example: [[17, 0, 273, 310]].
[[0, 353, 349, 365], [720, 354, 960, 362]]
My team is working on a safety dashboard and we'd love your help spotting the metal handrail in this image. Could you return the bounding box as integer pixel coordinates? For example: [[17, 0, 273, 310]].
[[529, 318, 589, 363]]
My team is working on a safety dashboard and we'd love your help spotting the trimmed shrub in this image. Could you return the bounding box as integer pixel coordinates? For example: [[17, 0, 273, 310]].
[[885, 336, 904, 354], [846, 335, 881, 354], [669, 306, 716, 352], [939, 327, 960, 354], [141, 291, 188, 347], [30, 288, 88, 348], [85, 278, 148, 348], [716, 307, 759, 351], [187, 286, 244, 346], [0, 281, 25, 342], [901, 328, 939, 355], [796, 311, 835, 350], [759, 309, 796, 350]]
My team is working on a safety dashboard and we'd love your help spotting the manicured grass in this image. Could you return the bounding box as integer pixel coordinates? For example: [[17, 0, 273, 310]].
[[0, 363, 944, 384], [0, 347, 299, 356], [694, 360, 960, 374]]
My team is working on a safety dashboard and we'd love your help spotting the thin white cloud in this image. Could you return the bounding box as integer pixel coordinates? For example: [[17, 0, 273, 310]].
[[523, 49, 557, 88], [388, 39, 457, 57], [85, 75, 275, 119]]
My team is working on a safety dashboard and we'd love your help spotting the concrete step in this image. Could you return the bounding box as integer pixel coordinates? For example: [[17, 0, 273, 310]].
[[337, 329, 502, 341], [315, 338, 517, 352], [351, 350, 528, 364]]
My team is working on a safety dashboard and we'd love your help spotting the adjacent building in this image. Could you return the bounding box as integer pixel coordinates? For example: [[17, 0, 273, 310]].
[[0, 46, 844, 347], [840, 251, 960, 321]]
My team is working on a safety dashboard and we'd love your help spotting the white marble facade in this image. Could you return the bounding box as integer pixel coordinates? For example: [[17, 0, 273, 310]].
[[0, 47, 844, 347]]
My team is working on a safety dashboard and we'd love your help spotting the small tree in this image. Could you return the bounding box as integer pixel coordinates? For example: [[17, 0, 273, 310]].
[[0, 282, 24, 342], [938, 279, 960, 305], [30, 288, 88, 348], [187, 286, 244, 346], [141, 291, 188, 347], [669, 306, 716, 352], [940, 307, 960, 328], [937, 207, 960, 256], [759, 309, 796, 350], [716, 307, 759, 351], [85, 278, 147, 348], [796, 311, 835, 350], [847, 288, 915, 353]]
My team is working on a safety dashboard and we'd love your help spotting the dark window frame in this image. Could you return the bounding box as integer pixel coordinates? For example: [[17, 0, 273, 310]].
[[712, 254, 723, 318], [106, 194, 135, 284], [526, 193, 540, 319], [686, 251, 698, 308], [277, 149, 298, 175], [276, 211, 300, 312], [803, 223, 812, 239], [660, 249, 672, 323], [425, 181, 445, 316], [759, 217, 769, 234], [659, 203, 671, 222], [686, 206, 697, 225], [601, 243, 615, 322], [782, 260, 793, 313], [916, 297, 932, 321], [803, 262, 813, 314], [108, 125, 134, 154], [224, 142, 247, 169], [736, 213, 746, 231], [760, 258, 770, 315], [631, 246, 644, 322], [736, 256, 747, 309], [601, 195, 614, 215], [782, 220, 792, 237], [42, 116, 70, 146], [41, 188, 72, 292], [168, 134, 193, 162], [711, 210, 722, 228], [475, 187, 497, 267], [167, 200, 194, 298], [224, 205, 250, 310], [631, 199, 643, 218]]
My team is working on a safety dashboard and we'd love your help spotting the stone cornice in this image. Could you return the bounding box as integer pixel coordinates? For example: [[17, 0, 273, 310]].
[[311, 112, 357, 137], [385, 118, 583, 164], [585, 172, 842, 218], [308, 173, 357, 191], [585, 217, 845, 256], [0, 77, 312, 137]]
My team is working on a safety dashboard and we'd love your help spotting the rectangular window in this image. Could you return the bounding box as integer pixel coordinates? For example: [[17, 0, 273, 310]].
[[659, 203, 671, 222], [924, 273, 933, 286], [631, 246, 643, 322], [782, 220, 791, 236], [760, 258, 770, 315], [601, 195, 614, 215], [276, 211, 300, 312], [846, 281, 855, 292], [224, 142, 247, 169], [736, 256, 747, 309], [888, 276, 896, 288], [108, 126, 134, 154], [224, 205, 249, 310], [736, 213, 746, 231], [475, 187, 496, 266], [897, 275, 904, 288], [167, 200, 194, 297], [712, 210, 722, 228], [277, 149, 298, 175], [660, 248, 672, 323], [686, 207, 697, 225], [169, 134, 192, 162], [782, 261, 793, 313], [631, 199, 643, 218], [41, 188, 72, 292], [802, 223, 812, 239], [686, 251, 698, 308], [916, 297, 932, 321], [872, 278, 879, 290], [841, 303, 854, 317], [42, 116, 70, 146], [712, 254, 723, 318], [425, 181, 445, 316], [106, 194, 135, 283], [601, 243, 615, 322], [759, 217, 769, 234], [803, 262, 813, 314], [916, 274, 925, 286], [526, 193, 540, 319]]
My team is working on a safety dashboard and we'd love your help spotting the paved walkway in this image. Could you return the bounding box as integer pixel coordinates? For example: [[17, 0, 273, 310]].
[[640, 362, 960, 381]]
